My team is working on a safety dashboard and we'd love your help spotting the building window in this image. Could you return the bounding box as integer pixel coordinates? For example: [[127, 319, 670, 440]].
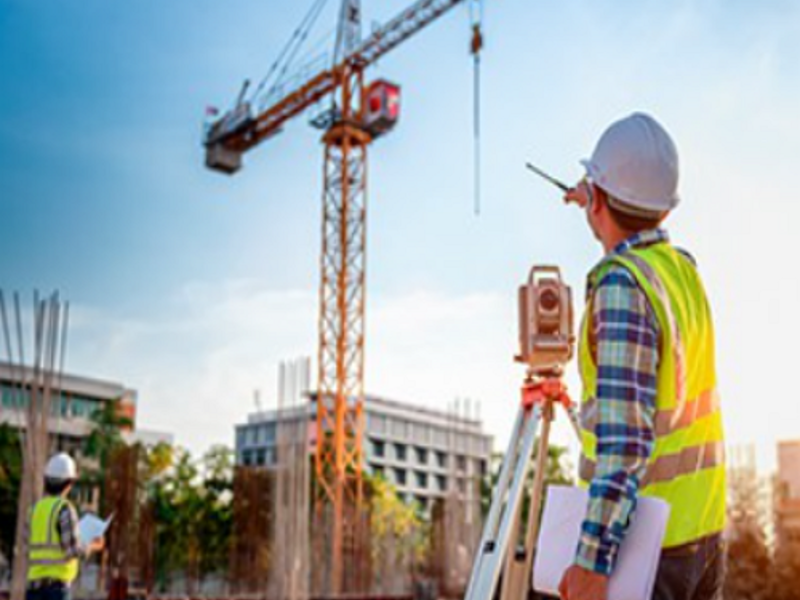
[[255, 449, 266, 466], [432, 427, 446, 446], [436, 451, 447, 469], [457, 478, 467, 494], [372, 439, 386, 458], [242, 450, 254, 466], [456, 454, 467, 472], [392, 419, 408, 438], [436, 475, 447, 492], [393, 468, 407, 486], [416, 495, 429, 512], [477, 458, 488, 477], [415, 471, 428, 489], [368, 413, 387, 434], [373, 465, 385, 478], [265, 448, 276, 465], [418, 424, 431, 443], [394, 443, 407, 462], [414, 446, 428, 465]]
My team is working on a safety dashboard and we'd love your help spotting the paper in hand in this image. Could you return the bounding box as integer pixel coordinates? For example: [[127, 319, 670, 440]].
[[533, 486, 670, 600], [78, 513, 112, 547]]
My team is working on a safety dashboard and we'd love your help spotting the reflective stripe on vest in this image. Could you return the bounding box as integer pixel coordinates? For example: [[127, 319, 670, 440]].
[[27, 496, 79, 583], [578, 242, 726, 548]]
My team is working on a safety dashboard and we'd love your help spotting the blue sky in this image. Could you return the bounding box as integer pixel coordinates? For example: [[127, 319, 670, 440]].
[[2, 0, 798, 469]]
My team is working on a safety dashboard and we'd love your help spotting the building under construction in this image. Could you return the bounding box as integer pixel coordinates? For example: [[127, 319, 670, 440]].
[[231, 362, 489, 599]]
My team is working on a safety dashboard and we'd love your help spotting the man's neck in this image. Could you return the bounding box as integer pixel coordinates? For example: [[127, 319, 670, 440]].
[[602, 228, 634, 254]]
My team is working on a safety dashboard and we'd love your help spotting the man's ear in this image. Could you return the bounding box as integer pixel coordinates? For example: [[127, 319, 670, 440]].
[[589, 184, 605, 215]]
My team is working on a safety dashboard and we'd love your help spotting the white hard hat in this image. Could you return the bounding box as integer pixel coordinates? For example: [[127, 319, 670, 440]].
[[45, 453, 77, 481], [581, 112, 680, 214]]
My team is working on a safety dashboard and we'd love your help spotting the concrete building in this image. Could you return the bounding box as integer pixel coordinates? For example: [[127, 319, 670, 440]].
[[0, 360, 172, 459], [775, 440, 800, 549], [235, 394, 492, 512]]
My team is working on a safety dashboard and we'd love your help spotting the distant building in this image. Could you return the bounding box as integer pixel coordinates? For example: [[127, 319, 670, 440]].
[[235, 394, 492, 513], [775, 440, 800, 550], [0, 360, 172, 469]]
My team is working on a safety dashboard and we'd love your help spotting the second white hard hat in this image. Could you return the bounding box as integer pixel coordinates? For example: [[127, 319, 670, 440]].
[[45, 452, 77, 481], [581, 112, 680, 214]]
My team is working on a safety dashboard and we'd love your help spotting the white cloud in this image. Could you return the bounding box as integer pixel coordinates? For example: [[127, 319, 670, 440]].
[[66, 282, 550, 458]]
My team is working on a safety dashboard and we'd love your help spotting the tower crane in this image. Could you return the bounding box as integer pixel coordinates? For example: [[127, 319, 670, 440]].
[[203, 0, 483, 592]]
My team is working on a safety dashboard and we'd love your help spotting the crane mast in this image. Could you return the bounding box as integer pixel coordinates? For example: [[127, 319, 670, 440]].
[[203, 0, 477, 593]]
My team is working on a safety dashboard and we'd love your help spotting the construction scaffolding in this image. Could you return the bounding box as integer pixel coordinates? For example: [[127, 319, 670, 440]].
[[271, 360, 311, 600], [431, 399, 483, 598], [0, 291, 70, 600], [230, 466, 274, 595]]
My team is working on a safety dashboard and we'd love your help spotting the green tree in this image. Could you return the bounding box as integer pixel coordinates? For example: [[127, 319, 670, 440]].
[[84, 398, 134, 510], [151, 448, 201, 590], [197, 445, 233, 581], [366, 472, 429, 591], [141, 442, 174, 482], [0, 424, 22, 562], [148, 445, 234, 592], [85, 398, 134, 465]]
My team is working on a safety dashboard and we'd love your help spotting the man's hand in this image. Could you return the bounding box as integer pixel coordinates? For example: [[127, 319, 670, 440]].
[[563, 179, 592, 208], [558, 564, 609, 600], [89, 537, 105, 554]]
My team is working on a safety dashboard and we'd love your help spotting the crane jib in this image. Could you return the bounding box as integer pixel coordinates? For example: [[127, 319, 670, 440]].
[[205, 0, 467, 161]]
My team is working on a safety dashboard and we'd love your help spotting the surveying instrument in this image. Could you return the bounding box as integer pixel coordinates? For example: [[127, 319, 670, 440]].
[[465, 266, 581, 600]]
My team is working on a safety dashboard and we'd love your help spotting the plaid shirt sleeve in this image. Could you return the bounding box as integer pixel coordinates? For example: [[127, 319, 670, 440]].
[[58, 503, 88, 559], [575, 265, 659, 575]]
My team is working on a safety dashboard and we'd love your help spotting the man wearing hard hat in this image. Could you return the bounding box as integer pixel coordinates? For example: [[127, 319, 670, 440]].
[[557, 114, 725, 600], [26, 453, 104, 600]]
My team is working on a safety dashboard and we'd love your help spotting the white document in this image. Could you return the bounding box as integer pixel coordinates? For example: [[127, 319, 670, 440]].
[[533, 486, 670, 600], [78, 513, 112, 546]]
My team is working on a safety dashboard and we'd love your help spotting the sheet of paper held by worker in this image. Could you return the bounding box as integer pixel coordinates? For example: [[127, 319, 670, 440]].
[[78, 513, 113, 547], [533, 486, 670, 600]]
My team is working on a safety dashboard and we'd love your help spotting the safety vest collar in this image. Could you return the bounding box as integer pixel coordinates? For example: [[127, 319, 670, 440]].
[[585, 229, 670, 298]]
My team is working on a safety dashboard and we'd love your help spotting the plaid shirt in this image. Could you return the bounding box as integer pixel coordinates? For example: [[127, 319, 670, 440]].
[[575, 229, 669, 575], [57, 501, 86, 559]]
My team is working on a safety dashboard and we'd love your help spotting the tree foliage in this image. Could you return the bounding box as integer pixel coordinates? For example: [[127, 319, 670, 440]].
[[0, 424, 22, 563], [723, 462, 800, 600], [84, 397, 135, 511], [147, 444, 233, 591]]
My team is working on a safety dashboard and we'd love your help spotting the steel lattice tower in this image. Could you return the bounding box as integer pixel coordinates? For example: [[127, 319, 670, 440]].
[[315, 67, 368, 594]]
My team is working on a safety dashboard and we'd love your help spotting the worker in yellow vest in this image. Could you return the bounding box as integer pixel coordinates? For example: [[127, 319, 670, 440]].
[[557, 113, 725, 600], [27, 453, 104, 600]]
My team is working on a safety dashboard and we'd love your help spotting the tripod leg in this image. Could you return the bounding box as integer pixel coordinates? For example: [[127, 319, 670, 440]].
[[464, 403, 542, 600], [566, 403, 582, 441], [500, 400, 554, 600]]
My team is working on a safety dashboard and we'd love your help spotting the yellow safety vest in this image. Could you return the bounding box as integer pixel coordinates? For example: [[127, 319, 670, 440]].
[[27, 496, 80, 583], [578, 241, 726, 548]]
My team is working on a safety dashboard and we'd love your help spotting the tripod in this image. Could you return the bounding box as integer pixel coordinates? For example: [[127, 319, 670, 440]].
[[464, 367, 581, 600]]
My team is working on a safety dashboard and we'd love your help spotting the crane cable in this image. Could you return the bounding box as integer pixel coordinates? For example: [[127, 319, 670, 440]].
[[251, 0, 330, 107], [470, 0, 484, 216]]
